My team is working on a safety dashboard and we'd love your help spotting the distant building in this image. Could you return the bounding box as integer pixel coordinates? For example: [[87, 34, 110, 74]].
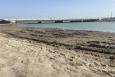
[[0, 19, 11, 24]]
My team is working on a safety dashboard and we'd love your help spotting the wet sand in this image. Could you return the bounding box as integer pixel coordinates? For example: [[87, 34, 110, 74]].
[[0, 25, 115, 77]]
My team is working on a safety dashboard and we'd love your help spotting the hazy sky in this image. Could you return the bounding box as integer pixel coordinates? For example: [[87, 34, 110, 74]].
[[0, 0, 115, 19]]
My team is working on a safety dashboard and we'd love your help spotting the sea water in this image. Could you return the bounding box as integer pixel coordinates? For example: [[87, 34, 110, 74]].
[[19, 22, 115, 32]]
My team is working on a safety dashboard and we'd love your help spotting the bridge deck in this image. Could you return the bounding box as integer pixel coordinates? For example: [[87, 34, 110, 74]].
[[15, 19, 99, 24]]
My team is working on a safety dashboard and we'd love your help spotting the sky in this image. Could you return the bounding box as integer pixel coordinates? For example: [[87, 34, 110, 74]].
[[0, 0, 115, 19]]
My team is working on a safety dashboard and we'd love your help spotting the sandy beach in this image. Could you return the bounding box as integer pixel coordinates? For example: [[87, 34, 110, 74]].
[[0, 25, 115, 77]]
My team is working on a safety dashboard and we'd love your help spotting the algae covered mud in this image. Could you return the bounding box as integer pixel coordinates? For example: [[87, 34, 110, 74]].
[[20, 22, 115, 33], [0, 25, 115, 77]]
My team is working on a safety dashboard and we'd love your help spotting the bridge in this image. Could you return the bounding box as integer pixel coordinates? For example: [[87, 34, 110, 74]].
[[11, 18, 99, 24]]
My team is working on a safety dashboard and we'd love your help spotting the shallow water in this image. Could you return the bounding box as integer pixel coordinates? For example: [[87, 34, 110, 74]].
[[19, 22, 115, 32]]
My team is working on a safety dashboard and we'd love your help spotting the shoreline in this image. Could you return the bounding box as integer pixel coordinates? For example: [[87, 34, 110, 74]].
[[0, 25, 115, 77], [1, 21, 115, 33]]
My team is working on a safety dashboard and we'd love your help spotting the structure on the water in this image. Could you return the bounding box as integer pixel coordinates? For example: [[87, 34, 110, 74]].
[[14, 18, 99, 24], [0, 19, 11, 24], [1, 17, 115, 24], [101, 17, 115, 22]]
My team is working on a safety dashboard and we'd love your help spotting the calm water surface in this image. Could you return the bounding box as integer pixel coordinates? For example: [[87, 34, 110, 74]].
[[19, 22, 115, 32]]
